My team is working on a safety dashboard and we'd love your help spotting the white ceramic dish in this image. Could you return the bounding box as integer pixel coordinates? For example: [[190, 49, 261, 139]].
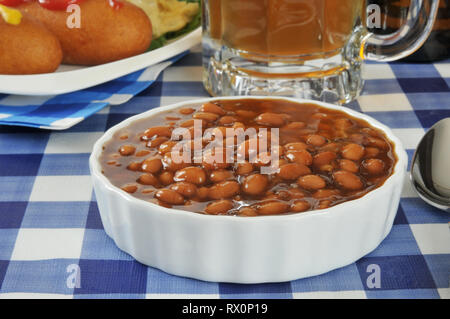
[[89, 96, 408, 284], [0, 28, 201, 96]]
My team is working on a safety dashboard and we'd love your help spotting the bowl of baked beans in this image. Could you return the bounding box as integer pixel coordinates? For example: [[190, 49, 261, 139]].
[[90, 96, 407, 283]]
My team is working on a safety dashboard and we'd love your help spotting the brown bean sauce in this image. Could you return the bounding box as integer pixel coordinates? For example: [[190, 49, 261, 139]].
[[99, 99, 397, 216]]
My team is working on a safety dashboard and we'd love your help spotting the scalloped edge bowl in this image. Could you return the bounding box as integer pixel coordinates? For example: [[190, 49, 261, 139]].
[[89, 96, 407, 283]]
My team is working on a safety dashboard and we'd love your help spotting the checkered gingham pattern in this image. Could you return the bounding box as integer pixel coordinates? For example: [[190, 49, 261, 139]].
[[0, 45, 449, 299], [0, 53, 186, 130]]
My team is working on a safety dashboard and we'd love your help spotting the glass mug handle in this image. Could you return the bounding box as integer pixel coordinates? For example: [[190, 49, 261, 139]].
[[361, 0, 440, 62]]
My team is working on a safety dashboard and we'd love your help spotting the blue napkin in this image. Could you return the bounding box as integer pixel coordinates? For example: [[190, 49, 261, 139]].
[[0, 52, 187, 130]]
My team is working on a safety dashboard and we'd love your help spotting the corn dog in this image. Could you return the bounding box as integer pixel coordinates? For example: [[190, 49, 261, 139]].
[[18, 0, 152, 66], [0, 4, 63, 74]]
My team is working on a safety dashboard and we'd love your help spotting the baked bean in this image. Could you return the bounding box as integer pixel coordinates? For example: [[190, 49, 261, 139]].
[[162, 152, 190, 171], [155, 189, 185, 205], [296, 129, 316, 137], [283, 121, 306, 130], [137, 173, 159, 186], [158, 141, 178, 155], [350, 133, 365, 144], [119, 134, 128, 140], [311, 112, 329, 119], [253, 152, 272, 167], [318, 122, 332, 131], [202, 149, 231, 170], [218, 115, 237, 125], [263, 192, 278, 200], [286, 150, 313, 166], [291, 200, 311, 212], [242, 174, 269, 195], [317, 164, 334, 173], [284, 142, 308, 151], [209, 181, 240, 199], [255, 113, 286, 127], [147, 136, 169, 148], [278, 163, 311, 180], [127, 161, 142, 171], [238, 206, 258, 216], [339, 159, 359, 173], [170, 182, 197, 198], [166, 116, 180, 121], [256, 200, 290, 215], [341, 143, 365, 161], [174, 166, 206, 185], [306, 134, 327, 146], [236, 138, 258, 159], [193, 112, 220, 122], [275, 190, 290, 201], [141, 157, 163, 174], [236, 110, 257, 118], [233, 122, 246, 129], [119, 145, 136, 156], [196, 187, 209, 200], [287, 188, 306, 199], [312, 189, 339, 199], [333, 170, 363, 190], [121, 184, 138, 193], [200, 102, 226, 115], [210, 169, 234, 183], [364, 147, 380, 158], [205, 200, 233, 215], [236, 161, 253, 175], [361, 128, 379, 137], [135, 150, 151, 157], [179, 107, 195, 115], [366, 137, 388, 150], [297, 175, 327, 190], [180, 119, 196, 128], [313, 151, 337, 167], [159, 171, 174, 185], [318, 200, 332, 209], [362, 159, 385, 176], [335, 118, 353, 129], [142, 126, 172, 139], [320, 142, 340, 152]]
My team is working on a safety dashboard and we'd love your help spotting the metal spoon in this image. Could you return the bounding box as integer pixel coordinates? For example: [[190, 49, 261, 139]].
[[410, 118, 450, 212]]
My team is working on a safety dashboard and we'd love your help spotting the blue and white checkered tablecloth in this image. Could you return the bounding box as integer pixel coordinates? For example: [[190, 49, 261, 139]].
[[0, 46, 449, 299], [0, 53, 187, 130]]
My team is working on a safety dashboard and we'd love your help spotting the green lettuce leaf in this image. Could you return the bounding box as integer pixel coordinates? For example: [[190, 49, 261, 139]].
[[148, 0, 201, 51]]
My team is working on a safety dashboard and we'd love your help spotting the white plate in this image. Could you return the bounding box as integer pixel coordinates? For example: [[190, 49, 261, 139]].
[[0, 28, 201, 96]]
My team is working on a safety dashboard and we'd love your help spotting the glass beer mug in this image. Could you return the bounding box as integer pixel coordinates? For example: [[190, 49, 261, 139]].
[[367, 0, 449, 62], [202, 0, 440, 103]]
